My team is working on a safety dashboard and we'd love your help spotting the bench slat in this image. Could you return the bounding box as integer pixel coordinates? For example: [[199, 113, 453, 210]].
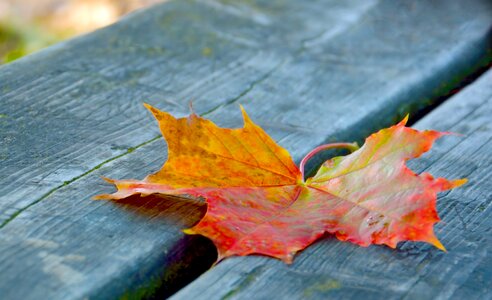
[[0, 0, 490, 298], [173, 70, 492, 299]]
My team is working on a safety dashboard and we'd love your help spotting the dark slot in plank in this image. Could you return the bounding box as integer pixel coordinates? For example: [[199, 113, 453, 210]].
[[0, 0, 490, 298]]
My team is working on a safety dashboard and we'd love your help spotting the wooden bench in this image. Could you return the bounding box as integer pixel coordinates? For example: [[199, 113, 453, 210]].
[[0, 0, 491, 298]]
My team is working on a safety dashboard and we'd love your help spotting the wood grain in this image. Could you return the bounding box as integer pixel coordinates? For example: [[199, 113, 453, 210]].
[[173, 70, 492, 299], [0, 0, 490, 298]]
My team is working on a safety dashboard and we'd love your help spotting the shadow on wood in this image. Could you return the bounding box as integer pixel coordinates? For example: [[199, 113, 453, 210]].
[[111, 194, 218, 299]]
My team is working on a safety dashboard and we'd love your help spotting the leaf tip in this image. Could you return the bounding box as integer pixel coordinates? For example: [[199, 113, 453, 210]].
[[239, 104, 250, 120], [398, 114, 409, 126], [101, 176, 115, 184], [143, 102, 168, 118], [428, 236, 447, 252], [281, 253, 295, 264], [452, 178, 468, 188], [182, 228, 196, 235], [239, 104, 256, 128], [143, 102, 154, 111], [92, 177, 116, 200], [92, 194, 111, 200], [434, 177, 468, 191]]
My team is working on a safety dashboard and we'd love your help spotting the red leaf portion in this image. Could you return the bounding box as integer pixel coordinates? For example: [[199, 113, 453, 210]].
[[307, 118, 466, 251]]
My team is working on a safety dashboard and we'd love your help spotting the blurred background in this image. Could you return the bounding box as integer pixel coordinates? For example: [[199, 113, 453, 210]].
[[0, 0, 164, 64]]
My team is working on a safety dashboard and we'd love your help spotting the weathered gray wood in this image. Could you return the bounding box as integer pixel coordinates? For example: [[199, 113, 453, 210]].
[[172, 69, 492, 300], [0, 0, 491, 298]]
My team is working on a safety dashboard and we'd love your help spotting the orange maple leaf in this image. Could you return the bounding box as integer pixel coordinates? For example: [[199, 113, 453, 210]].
[[95, 104, 466, 263]]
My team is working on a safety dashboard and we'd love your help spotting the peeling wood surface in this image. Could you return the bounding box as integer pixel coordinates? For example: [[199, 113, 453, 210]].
[[173, 70, 492, 299], [0, 0, 491, 298]]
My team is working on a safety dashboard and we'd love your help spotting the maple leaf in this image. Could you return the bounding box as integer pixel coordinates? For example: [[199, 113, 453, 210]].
[[95, 104, 466, 263]]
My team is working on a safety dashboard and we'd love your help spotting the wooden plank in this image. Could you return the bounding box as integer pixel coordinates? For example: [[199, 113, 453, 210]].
[[172, 69, 492, 299], [0, 0, 491, 298]]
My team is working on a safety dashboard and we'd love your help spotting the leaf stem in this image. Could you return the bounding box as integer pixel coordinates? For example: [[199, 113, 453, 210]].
[[300, 142, 360, 180]]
